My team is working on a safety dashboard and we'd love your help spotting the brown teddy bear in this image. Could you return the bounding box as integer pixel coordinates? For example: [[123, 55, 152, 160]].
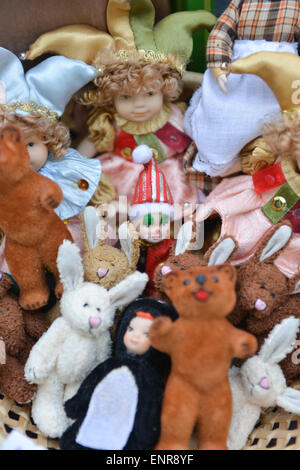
[[0, 124, 73, 310], [0, 271, 50, 403], [149, 265, 257, 450]]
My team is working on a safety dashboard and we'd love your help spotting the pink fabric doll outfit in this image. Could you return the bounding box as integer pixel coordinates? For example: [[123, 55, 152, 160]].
[[196, 174, 300, 278], [97, 104, 200, 210]]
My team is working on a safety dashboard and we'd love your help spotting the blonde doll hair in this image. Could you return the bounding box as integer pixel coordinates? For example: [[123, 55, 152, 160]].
[[0, 106, 70, 159], [80, 49, 183, 110], [263, 112, 300, 161]]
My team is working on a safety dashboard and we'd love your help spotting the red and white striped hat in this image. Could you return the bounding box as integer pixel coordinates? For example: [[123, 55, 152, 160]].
[[129, 145, 174, 220]]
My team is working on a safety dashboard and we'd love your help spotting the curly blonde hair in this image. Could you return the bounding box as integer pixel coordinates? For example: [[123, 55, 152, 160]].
[[0, 106, 70, 159], [263, 112, 300, 160], [80, 49, 183, 110]]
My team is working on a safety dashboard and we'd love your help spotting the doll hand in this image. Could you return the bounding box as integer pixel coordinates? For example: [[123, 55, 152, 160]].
[[210, 66, 230, 94]]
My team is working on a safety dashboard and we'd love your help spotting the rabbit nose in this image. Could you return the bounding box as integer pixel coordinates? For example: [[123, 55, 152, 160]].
[[97, 267, 109, 279], [255, 298, 267, 311], [259, 377, 270, 390], [89, 317, 101, 329], [161, 266, 172, 276]]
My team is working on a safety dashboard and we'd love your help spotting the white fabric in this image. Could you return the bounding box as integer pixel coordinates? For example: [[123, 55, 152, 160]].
[[184, 40, 299, 177], [76, 367, 138, 450], [0, 47, 96, 117]]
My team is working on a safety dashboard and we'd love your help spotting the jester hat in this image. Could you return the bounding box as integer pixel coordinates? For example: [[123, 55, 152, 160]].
[[24, 0, 216, 76]]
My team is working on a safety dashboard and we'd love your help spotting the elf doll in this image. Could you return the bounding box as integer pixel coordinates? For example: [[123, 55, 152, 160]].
[[184, 0, 300, 182], [127, 145, 176, 296], [195, 51, 300, 279], [22, 0, 217, 210]]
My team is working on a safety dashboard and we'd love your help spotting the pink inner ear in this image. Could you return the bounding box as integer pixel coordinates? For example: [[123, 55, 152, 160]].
[[0, 81, 6, 105]]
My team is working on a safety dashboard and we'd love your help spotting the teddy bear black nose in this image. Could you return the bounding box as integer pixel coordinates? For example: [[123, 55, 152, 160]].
[[196, 275, 206, 285]]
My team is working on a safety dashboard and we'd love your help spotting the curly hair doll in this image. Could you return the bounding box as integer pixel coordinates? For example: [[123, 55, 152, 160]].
[[0, 47, 117, 276], [24, 0, 217, 211]]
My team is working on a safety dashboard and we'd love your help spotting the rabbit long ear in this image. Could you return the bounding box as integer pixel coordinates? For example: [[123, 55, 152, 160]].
[[83, 206, 104, 249], [205, 237, 237, 266], [277, 388, 300, 415], [259, 317, 300, 364], [253, 222, 293, 265], [109, 272, 148, 310], [57, 240, 84, 292], [175, 221, 194, 256], [118, 222, 139, 266]]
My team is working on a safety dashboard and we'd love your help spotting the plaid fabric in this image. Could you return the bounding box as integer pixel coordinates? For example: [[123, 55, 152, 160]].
[[206, 0, 300, 67], [183, 141, 221, 195]]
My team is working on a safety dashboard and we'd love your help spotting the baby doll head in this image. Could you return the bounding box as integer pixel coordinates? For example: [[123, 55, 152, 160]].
[[0, 106, 70, 170], [81, 50, 183, 121], [115, 298, 177, 360], [162, 264, 237, 319]]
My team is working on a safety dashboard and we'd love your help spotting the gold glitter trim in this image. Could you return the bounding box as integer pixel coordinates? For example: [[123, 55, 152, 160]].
[[3, 100, 59, 122], [116, 49, 185, 76]]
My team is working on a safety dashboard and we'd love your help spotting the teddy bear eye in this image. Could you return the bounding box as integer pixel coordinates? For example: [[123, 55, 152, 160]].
[[212, 276, 218, 283], [260, 284, 265, 289], [270, 293, 275, 298], [183, 280, 190, 286]]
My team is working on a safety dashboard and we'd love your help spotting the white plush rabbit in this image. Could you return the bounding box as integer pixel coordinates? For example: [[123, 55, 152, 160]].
[[228, 317, 300, 450], [25, 240, 148, 439]]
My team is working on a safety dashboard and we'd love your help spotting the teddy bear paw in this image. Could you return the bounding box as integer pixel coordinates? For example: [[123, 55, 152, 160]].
[[19, 290, 49, 311]]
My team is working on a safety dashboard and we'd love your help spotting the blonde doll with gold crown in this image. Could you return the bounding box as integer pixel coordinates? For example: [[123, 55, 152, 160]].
[[23, 0, 217, 213]]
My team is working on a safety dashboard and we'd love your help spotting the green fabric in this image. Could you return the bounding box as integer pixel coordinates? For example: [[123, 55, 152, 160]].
[[262, 183, 300, 224], [129, 0, 157, 51], [154, 10, 216, 64], [171, 0, 215, 73], [134, 133, 166, 163]]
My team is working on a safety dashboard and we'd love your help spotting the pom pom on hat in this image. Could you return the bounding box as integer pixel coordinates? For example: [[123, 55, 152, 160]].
[[132, 144, 153, 164]]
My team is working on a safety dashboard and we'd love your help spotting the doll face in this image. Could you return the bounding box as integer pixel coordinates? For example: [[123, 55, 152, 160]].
[[25, 135, 48, 171], [133, 213, 171, 243], [113, 89, 164, 122], [123, 315, 153, 355]]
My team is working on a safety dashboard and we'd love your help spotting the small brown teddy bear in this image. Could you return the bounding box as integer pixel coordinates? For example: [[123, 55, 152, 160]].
[[149, 265, 257, 450], [0, 124, 73, 310], [0, 271, 50, 403]]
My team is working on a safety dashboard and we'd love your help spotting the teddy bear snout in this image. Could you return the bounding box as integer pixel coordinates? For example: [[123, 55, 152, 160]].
[[196, 275, 206, 285], [97, 267, 109, 279], [89, 316, 102, 329], [254, 298, 267, 311]]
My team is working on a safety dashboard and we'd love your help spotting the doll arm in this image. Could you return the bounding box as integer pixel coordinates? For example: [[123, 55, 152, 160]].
[[77, 136, 98, 159], [149, 317, 175, 355], [206, 0, 240, 70], [229, 325, 258, 359]]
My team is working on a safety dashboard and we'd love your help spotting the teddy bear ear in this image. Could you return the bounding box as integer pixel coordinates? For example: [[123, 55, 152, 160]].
[[252, 222, 293, 265], [215, 264, 237, 283]]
